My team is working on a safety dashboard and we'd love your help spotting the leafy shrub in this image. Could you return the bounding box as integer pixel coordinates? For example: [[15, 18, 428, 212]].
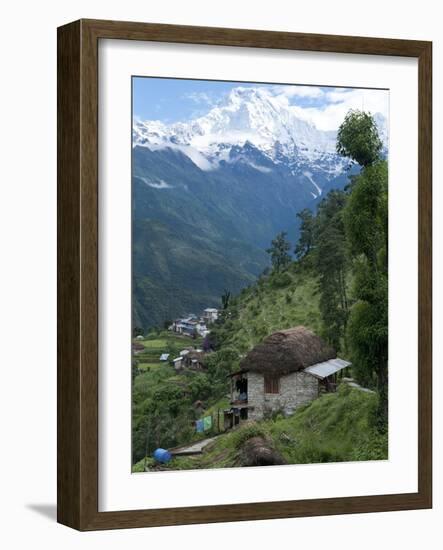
[[350, 433, 388, 461], [230, 423, 270, 449], [132, 457, 155, 472], [270, 271, 292, 289], [253, 324, 269, 339], [295, 441, 343, 464], [263, 405, 285, 421]]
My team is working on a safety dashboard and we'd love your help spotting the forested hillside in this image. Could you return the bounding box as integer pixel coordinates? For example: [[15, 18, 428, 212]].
[[132, 109, 389, 469], [131, 86, 375, 330]]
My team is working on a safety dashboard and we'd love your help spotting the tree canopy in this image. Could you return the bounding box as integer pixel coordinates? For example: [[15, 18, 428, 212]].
[[266, 231, 292, 272], [290, 109, 388, 422], [294, 208, 315, 260], [336, 109, 383, 167]]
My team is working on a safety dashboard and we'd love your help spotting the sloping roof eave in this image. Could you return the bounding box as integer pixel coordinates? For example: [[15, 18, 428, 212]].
[[303, 358, 351, 379]]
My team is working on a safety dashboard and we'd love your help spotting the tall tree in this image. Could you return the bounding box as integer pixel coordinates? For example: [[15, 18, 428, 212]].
[[266, 231, 291, 272], [337, 109, 388, 420], [313, 191, 349, 350], [344, 162, 388, 394], [221, 289, 231, 310], [294, 208, 315, 260]]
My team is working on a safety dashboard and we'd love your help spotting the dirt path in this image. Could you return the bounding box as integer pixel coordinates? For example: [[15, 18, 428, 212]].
[[170, 435, 220, 456], [342, 377, 375, 393]]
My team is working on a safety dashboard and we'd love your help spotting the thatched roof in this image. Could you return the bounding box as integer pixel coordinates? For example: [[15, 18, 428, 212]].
[[240, 326, 336, 375]]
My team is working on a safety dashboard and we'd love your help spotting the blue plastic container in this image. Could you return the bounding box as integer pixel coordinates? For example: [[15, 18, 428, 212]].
[[153, 448, 172, 463]]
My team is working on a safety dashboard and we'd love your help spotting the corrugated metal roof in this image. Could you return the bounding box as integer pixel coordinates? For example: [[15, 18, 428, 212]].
[[303, 357, 351, 379], [159, 353, 170, 361]]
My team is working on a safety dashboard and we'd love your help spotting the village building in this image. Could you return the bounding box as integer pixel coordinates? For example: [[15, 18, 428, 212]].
[[171, 315, 208, 337], [173, 348, 207, 372], [159, 353, 170, 361], [203, 308, 219, 324], [191, 321, 208, 337], [169, 307, 216, 337], [171, 317, 197, 336], [224, 326, 350, 429], [132, 342, 145, 355], [183, 349, 206, 371]]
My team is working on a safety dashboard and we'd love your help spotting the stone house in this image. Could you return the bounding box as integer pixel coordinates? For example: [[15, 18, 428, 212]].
[[224, 326, 350, 428], [183, 350, 206, 371]]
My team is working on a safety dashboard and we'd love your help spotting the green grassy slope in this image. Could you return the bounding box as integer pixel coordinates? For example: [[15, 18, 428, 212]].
[[134, 384, 387, 472], [211, 262, 321, 356], [132, 331, 223, 463], [132, 265, 386, 471], [132, 266, 326, 467]]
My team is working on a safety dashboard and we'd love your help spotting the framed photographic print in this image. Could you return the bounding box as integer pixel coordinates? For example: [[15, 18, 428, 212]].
[[57, 19, 432, 530]]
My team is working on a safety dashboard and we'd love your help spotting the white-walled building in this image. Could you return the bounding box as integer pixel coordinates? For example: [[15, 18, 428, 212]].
[[203, 308, 219, 324]]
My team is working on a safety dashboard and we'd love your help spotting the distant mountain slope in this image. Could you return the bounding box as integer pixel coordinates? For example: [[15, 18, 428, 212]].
[[132, 216, 266, 329]]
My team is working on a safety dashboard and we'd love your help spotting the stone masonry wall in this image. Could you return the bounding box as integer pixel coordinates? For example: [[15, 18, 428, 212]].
[[248, 371, 318, 420], [247, 371, 265, 421]]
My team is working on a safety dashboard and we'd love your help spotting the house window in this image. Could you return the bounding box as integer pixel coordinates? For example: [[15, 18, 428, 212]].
[[264, 374, 280, 394]]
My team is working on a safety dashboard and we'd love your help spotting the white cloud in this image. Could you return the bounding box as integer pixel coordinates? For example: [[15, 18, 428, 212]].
[[269, 87, 389, 131], [323, 88, 354, 103], [185, 91, 215, 106], [272, 84, 325, 99], [259, 85, 388, 131], [304, 88, 388, 131], [139, 177, 174, 189]]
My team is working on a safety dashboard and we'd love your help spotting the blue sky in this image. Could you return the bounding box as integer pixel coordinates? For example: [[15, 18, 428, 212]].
[[132, 76, 388, 131], [133, 78, 253, 122]]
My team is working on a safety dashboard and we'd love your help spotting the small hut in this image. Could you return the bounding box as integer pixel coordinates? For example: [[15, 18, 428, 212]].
[[172, 356, 183, 371], [132, 342, 145, 355], [183, 350, 206, 371], [225, 326, 350, 426]]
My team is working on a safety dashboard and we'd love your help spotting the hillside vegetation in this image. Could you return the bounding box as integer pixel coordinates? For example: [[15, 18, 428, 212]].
[[134, 384, 387, 472], [131, 138, 350, 330], [132, 267, 321, 465], [209, 263, 321, 356], [132, 110, 389, 470]]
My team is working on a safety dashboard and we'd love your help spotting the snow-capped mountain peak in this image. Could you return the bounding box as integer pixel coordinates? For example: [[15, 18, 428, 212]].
[[133, 86, 386, 177]]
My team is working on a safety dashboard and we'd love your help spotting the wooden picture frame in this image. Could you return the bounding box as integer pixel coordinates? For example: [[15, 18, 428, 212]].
[[57, 19, 432, 530]]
